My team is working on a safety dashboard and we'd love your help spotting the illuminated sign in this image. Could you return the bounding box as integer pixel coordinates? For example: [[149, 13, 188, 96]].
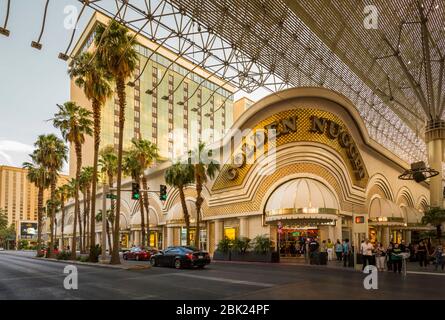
[[355, 216, 365, 224], [20, 222, 37, 239]]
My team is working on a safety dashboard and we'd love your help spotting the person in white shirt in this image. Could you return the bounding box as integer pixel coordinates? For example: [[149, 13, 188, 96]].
[[361, 239, 374, 270]]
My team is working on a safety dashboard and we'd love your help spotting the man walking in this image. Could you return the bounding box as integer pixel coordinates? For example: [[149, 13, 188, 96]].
[[361, 239, 374, 270], [342, 239, 351, 267]]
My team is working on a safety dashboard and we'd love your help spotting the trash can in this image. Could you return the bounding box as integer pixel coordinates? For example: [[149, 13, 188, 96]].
[[319, 252, 328, 265], [310, 252, 320, 265]]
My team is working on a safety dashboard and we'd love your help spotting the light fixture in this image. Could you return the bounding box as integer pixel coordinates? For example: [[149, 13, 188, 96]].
[[0, 27, 10, 37], [398, 161, 439, 183], [58, 53, 69, 61], [191, 107, 199, 112], [31, 41, 42, 50]]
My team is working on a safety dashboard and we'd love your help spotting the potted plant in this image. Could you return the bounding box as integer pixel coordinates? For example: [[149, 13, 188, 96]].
[[213, 238, 232, 261], [249, 235, 279, 263], [230, 237, 251, 261]]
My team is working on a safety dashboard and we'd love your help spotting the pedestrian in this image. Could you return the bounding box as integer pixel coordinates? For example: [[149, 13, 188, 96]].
[[431, 245, 445, 271], [309, 238, 320, 265], [335, 239, 343, 261], [386, 242, 393, 271], [342, 239, 351, 267], [375, 242, 386, 272], [417, 240, 428, 268], [391, 243, 403, 274], [361, 239, 374, 270], [326, 239, 334, 261]]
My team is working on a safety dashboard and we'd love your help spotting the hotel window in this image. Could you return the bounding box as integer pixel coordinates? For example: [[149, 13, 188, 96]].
[[168, 74, 174, 157], [197, 88, 202, 139], [183, 82, 189, 153], [152, 66, 158, 145]]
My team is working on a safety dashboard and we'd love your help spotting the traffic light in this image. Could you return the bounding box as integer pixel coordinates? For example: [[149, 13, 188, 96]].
[[160, 184, 167, 201], [131, 182, 140, 200]]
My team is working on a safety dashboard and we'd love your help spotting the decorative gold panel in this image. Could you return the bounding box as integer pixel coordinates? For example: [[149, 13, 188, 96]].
[[212, 108, 369, 191], [204, 162, 366, 218]]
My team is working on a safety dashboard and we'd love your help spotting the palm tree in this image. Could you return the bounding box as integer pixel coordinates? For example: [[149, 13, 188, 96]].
[[130, 138, 159, 246], [165, 162, 194, 245], [95, 20, 138, 264], [96, 209, 114, 255], [79, 166, 94, 253], [69, 51, 112, 261], [23, 159, 50, 253], [123, 149, 146, 246], [56, 182, 74, 250], [422, 207, 445, 240], [189, 142, 219, 249], [53, 102, 93, 260], [32, 134, 67, 258], [99, 145, 118, 255]]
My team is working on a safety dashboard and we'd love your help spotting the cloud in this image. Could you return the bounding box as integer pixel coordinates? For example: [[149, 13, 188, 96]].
[[0, 139, 34, 167]]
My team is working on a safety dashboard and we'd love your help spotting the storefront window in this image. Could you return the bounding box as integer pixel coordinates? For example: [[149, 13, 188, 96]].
[[200, 229, 207, 251], [149, 231, 157, 248], [224, 227, 236, 240], [181, 227, 196, 246]]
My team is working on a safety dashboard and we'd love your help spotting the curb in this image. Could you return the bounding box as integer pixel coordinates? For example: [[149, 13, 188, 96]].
[[31, 256, 151, 270]]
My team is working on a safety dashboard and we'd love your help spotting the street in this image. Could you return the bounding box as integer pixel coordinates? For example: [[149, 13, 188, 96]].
[[0, 252, 444, 300]]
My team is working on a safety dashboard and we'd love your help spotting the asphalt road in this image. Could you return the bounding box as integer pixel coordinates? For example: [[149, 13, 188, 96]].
[[0, 252, 444, 300]]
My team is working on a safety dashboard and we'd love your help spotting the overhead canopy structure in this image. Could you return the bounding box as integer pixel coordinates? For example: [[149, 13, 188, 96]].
[[167, 200, 199, 225], [4, 0, 444, 165]]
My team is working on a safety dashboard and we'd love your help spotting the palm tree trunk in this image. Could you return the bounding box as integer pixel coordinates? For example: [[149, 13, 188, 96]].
[[141, 176, 150, 246], [86, 186, 91, 251], [195, 173, 203, 250], [138, 176, 146, 247], [111, 77, 126, 264], [179, 186, 190, 246], [61, 195, 65, 250], [70, 144, 82, 260], [48, 180, 57, 258], [108, 176, 114, 257], [37, 187, 44, 254], [89, 99, 101, 261], [81, 188, 87, 253]]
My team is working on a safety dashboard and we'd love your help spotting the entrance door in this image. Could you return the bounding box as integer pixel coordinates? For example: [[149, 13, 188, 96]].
[[278, 228, 319, 257]]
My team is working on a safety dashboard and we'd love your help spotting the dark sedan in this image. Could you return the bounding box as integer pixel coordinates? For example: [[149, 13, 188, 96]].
[[123, 246, 157, 261], [150, 246, 211, 269]]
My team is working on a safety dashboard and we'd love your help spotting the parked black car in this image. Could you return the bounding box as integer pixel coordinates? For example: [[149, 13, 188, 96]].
[[150, 246, 211, 269]]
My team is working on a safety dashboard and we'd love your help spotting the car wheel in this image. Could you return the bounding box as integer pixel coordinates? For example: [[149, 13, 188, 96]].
[[136, 255, 140, 261], [150, 257, 157, 267], [174, 259, 182, 269]]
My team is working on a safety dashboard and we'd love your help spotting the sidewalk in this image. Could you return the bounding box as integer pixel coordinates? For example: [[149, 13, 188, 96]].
[[0, 250, 150, 270], [215, 256, 445, 276]]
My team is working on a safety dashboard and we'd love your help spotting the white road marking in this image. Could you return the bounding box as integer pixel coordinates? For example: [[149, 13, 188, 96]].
[[169, 273, 275, 287], [407, 271, 445, 276]]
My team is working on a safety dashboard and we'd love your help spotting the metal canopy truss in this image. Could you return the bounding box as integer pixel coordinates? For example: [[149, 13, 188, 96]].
[[3, 0, 437, 165]]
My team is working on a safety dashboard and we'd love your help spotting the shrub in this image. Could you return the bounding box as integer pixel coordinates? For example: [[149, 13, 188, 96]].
[[252, 235, 273, 254], [216, 237, 232, 253], [232, 237, 251, 253], [88, 244, 101, 263], [36, 251, 44, 258], [56, 251, 71, 260]]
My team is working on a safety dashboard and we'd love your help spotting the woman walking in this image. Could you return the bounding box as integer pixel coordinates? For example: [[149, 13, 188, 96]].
[[375, 242, 386, 272], [327, 239, 334, 261], [335, 239, 343, 261], [431, 245, 445, 271], [391, 243, 403, 274], [417, 240, 428, 268]]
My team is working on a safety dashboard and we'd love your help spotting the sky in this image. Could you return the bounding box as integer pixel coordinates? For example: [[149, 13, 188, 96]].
[[0, 0, 92, 172]]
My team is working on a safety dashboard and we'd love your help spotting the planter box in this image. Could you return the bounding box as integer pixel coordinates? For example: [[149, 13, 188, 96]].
[[231, 251, 279, 263], [212, 251, 231, 261]]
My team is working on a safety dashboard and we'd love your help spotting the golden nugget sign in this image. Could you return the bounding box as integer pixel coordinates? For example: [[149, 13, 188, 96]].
[[309, 116, 365, 180], [221, 109, 367, 187]]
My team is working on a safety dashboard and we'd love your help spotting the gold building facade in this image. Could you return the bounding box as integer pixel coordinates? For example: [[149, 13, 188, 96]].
[[54, 88, 431, 256]]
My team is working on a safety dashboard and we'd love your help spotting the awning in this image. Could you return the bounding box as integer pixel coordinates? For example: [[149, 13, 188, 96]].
[[265, 178, 339, 224], [368, 198, 405, 226]]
